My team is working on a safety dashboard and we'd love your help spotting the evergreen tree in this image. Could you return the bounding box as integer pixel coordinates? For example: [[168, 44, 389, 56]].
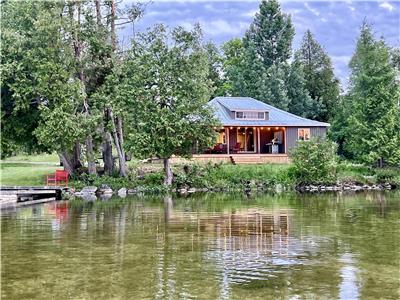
[[294, 30, 340, 121], [345, 23, 400, 166], [222, 0, 313, 113], [244, 0, 294, 68], [285, 60, 315, 118], [204, 42, 226, 98], [115, 25, 217, 185]]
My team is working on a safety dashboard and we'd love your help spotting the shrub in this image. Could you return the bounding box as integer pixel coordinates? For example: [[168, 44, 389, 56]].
[[289, 138, 338, 185], [374, 168, 400, 185]]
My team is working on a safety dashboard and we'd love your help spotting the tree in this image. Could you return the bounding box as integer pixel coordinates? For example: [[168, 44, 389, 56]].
[[222, 38, 246, 96], [244, 0, 294, 68], [1, 0, 88, 173], [116, 25, 218, 185], [1, 0, 146, 176], [204, 42, 226, 98], [289, 138, 338, 185], [285, 60, 315, 118], [294, 30, 340, 121], [343, 23, 400, 166], [222, 0, 312, 113]]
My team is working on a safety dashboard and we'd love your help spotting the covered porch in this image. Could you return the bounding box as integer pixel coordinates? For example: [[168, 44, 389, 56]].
[[203, 126, 287, 155]]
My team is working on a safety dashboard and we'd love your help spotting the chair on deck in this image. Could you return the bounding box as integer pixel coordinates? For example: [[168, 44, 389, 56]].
[[46, 170, 69, 187], [231, 142, 241, 153]]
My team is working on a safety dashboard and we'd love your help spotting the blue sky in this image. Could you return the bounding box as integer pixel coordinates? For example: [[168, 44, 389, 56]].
[[120, 0, 400, 89]]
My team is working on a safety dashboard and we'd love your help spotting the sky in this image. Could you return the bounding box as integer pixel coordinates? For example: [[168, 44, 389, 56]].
[[119, 0, 400, 89]]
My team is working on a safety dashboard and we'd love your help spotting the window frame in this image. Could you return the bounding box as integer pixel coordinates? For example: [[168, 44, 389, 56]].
[[297, 128, 311, 141], [235, 110, 266, 120]]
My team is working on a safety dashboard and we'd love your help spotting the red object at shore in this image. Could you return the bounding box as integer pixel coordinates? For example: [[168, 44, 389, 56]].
[[46, 170, 69, 187]]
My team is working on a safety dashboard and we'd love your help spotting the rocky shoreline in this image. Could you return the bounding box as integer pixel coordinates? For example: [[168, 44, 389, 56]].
[[296, 182, 395, 192], [67, 181, 397, 200]]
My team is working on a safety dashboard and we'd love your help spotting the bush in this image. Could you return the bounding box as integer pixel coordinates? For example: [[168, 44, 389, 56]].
[[374, 168, 400, 185], [289, 138, 338, 185]]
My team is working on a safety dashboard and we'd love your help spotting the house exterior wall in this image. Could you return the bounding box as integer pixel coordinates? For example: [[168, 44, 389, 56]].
[[286, 126, 328, 152]]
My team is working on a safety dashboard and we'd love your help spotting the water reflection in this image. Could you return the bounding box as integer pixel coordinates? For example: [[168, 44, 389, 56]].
[[1, 191, 399, 299]]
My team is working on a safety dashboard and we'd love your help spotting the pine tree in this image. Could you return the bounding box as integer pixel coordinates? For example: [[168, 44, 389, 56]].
[[345, 23, 400, 166], [285, 60, 315, 118], [244, 0, 294, 68], [294, 30, 340, 121]]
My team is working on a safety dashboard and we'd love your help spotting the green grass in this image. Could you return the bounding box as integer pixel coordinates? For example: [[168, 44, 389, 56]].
[[3, 153, 59, 163], [1, 153, 398, 188], [0, 163, 61, 186]]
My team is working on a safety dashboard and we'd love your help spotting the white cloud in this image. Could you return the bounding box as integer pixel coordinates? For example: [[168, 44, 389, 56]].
[[304, 2, 320, 17], [379, 1, 395, 12], [242, 9, 258, 18], [202, 20, 248, 36]]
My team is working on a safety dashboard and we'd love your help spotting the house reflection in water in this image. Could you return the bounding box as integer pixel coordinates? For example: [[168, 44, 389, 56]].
[[154, 197, 311, 300]]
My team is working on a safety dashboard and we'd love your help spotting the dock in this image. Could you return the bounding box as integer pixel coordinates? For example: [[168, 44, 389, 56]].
[[0, 186, 64, 208]]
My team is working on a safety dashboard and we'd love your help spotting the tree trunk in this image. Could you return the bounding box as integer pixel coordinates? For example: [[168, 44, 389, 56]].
[[86, 136, 97, 175], [59, 152, 74, 175], [72, 1, 97, 176], [163, 158, 173, 186], [102, 131, 114, 175], [110, 0, 117, 51], [59, 142, 83, 175], [109, 108, 127, 177], [95, 0, 102, 26]]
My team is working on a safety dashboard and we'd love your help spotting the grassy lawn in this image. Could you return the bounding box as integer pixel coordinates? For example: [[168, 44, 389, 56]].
[[0, 163, 61, 186], [3, 153, 59, 163]]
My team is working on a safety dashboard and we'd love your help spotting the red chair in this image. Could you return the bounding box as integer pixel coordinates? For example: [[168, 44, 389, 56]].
[[46, 170, 69, 187], [231, 142, 241, 153]]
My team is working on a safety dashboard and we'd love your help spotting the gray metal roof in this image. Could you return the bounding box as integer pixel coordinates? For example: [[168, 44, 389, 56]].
[[209, 97, 330, 127]]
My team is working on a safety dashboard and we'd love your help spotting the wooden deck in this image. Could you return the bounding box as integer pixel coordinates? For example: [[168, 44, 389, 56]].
[[171, 154, 290, 164], [0, 186, 64, 208]]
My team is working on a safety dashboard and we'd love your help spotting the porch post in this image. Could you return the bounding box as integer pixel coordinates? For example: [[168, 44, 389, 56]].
[[284, 127, 287, 154], [257, 127, 261, 154], [226, 127, 230, 155]]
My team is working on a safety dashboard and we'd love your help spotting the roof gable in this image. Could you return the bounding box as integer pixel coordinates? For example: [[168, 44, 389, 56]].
[[208, 97, 330, 127]]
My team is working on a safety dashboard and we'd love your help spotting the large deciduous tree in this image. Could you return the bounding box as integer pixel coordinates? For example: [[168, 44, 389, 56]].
[[294, 30, 340, 121], [115, 25, 218, 185]]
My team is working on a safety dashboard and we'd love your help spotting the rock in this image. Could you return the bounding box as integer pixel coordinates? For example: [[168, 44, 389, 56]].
[[188, 188, 196, 193], [80, 193, 97, 201], [127, 189, 137, 194], [99, 193, 112, 201], [275, 184, 283, 193], [178, 188, 188, 194], [117, 188, 127, 197], [81, 186, 98, 194], [99, 188, 113, 194]]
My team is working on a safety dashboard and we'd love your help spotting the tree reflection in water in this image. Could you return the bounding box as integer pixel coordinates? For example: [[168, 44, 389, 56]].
[[1, 191, 399, 299]]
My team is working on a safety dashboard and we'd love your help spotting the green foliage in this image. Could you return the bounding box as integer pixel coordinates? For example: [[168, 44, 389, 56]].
[[1, 0, 72, 155], [115, 24, 218, 161], [374, 168, 400, 185], [289, 138, 338, 184], [244, 0, 294, 68], [174, 163, 292, 189], [335, 22, 400, 166], [294, 30, 340, 121], [221, 0, 314, 116]]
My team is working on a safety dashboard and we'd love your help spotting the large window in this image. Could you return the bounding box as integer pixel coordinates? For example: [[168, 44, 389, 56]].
[[298, 128, 311, 141], [235, 111, 265, 120]]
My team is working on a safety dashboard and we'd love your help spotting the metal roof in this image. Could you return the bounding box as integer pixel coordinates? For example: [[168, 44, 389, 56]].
[[209, 97, 330, 127]]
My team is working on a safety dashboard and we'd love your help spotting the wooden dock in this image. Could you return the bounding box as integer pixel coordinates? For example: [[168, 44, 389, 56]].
[[0, 186, 64, 208]]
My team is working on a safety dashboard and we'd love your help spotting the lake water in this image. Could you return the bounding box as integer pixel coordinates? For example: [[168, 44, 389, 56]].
[[2, 192, 400, 299]]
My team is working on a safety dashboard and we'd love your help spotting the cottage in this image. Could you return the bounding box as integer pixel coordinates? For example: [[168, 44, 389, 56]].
[[192, 97, 330, 164]]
